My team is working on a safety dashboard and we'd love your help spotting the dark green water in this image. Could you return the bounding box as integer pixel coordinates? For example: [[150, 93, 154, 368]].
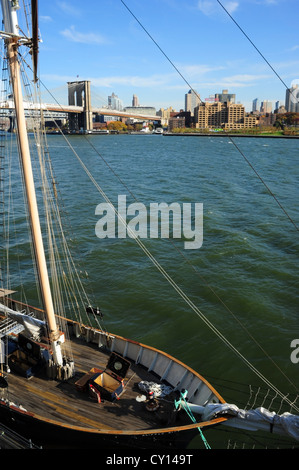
[[5, 133, 299, 448]]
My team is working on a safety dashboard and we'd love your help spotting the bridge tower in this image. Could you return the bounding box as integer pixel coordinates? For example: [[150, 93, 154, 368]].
[[67, 81, 93, 132]]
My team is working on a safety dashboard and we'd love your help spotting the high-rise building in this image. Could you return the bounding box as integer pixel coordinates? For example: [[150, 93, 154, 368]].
[[194, 102, 256, 130], [215, 89, 235, 104], [260, 100, 272, 113], [185, 89, 200, 116], [108, 92, 123, 111], [252, 98, 259, 112], [225, 103, 245, 128], [132, 94, 139, 107], [285, 84, 299, 112], [194, 102, 222, 129]]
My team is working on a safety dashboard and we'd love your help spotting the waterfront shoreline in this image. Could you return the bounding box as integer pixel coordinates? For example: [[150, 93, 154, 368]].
[[163, 132, 299, 139], [45, 131, 299, 139]]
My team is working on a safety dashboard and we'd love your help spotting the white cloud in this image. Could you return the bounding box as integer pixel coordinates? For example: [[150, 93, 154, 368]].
[[41, 68, 271, 93], [189, 72, 271, 90], [273, 59, 299, 70], [41, 74, 79, 83], [178, 64, 226, 77], [197, 1, 215, 15], [41, 73, 175, 89], [217, 73, 271, 88], [222, 73, 270, 82], [197, 0, 239, 16], [40, 16, 53, 23], [57, 1, 81, 17], [91, 74, 174, 89], [60, 25, 109, 45], [223, 1, 239, 14]]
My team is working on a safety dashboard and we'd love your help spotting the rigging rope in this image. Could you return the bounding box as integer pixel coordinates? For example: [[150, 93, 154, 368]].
[[120, 0, 298, 233], [175, 390, 211, 449], [17, 2, 299, 409], [18, 51, 107, 332], [25, 56, 299, 406], [22, 61, 298, 395], [54, 130, 299, 413], [85, 138, 298, 394], [216, 0, 298, 103]]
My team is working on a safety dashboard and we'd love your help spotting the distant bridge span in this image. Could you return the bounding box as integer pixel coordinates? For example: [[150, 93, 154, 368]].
[[0, 80, 160, 131], [0, 101, 159, 122], [48, 105, 158, 121]]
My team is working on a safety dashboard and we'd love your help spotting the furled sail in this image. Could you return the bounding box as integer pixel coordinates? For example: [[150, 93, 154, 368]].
[[187, 402, 299, 441], [0, 303, 45, 339]]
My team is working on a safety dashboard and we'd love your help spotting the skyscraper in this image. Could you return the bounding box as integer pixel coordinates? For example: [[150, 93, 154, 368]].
[[108, 92, 123, 111], [285, 84, 299, 112], [132, 94, 139, 107], [252, 98, 259, 112], [215, 89, 235, 104], [260, 100, 272, 113], [185, 89, 200, 116]]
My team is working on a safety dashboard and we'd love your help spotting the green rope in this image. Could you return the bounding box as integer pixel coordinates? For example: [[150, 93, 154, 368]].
[[175, 390, 211, 449]]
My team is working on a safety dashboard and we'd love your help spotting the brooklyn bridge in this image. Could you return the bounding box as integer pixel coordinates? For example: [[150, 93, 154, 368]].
[[0, 80, 161, 132]]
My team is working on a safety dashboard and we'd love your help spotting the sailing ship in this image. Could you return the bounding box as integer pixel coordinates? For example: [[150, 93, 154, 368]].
[[0, 0, 298, 450]]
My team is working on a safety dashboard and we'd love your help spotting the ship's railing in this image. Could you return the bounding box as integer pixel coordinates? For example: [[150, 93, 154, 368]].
[[0, 316, 24, 338], [70, 321, 223, 408], [3, 299, 224, 408]]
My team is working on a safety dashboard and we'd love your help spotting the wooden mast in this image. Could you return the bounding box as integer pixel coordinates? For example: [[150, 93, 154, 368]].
[[1, 0, 63, 366]]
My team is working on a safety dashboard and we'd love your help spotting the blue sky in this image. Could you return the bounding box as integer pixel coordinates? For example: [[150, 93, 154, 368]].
[[36, 0, 299, 112]]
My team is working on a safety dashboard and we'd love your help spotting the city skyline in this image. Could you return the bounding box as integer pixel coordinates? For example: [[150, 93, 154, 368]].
[[38, 1, 299, 112], [106, 89, 286, 115]]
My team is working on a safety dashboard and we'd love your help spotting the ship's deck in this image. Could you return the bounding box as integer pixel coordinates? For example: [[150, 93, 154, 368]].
[[1, 335, 190, 433]]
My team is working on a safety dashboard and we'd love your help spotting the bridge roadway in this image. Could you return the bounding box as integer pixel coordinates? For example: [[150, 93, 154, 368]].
[[0, 100, 159, 122]]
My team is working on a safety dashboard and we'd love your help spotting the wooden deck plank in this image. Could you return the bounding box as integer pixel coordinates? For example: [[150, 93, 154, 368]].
[[45, 402, 115, 430], [2, 334, 190, 433]]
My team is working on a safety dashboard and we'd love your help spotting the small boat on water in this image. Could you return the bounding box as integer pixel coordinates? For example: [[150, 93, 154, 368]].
[[0, 0, 298, 450], [152, 127, 163, 134]]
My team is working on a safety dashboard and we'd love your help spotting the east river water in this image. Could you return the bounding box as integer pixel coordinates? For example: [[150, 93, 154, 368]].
[[6, 133, 299, 449]]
